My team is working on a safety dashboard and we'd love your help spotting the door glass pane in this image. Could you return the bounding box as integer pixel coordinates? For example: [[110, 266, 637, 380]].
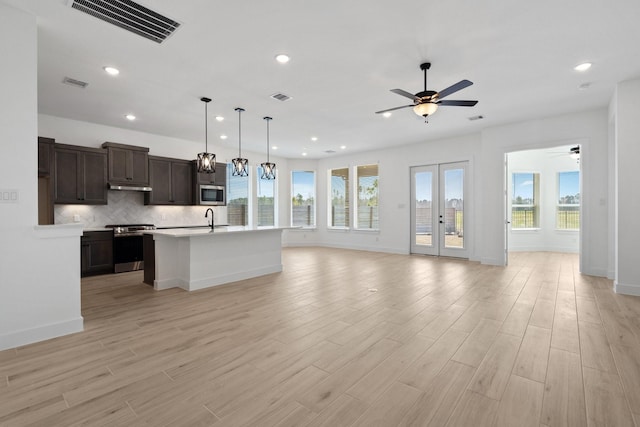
[[444, 168, 464, 248], [415, 171, 433, 247]]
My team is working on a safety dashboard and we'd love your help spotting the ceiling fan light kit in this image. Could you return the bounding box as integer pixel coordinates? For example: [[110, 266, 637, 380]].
[[376, 62, 478, 121]]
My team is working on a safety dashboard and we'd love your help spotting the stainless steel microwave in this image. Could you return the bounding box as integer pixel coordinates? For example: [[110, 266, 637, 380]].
[[199, 184, 225, 205]]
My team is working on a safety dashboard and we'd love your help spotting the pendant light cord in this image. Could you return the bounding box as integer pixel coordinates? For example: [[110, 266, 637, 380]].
[[266, 118, 270, 163], [204, 101, 208, 152], [238, 109, 242, 157]]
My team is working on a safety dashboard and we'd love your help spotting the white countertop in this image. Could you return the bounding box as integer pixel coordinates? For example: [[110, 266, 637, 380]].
[[146, 226, 295, 237]]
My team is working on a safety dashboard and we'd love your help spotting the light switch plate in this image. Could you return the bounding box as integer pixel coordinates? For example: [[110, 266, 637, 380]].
[[0, 189, 19, 203]]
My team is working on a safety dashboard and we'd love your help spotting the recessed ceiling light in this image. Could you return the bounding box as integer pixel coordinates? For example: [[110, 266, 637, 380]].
[[383, 112, 392, 118], [302, 152, 307, 156], [340, 145, 347, 150], [574, 62, 592, 72], [275, 54, 290, 64], [125, 114, 136, 121], [215, 116, 224, 122], [272, 146, 278, 150], [311, 137, 318, 141], [220, 134, 228, 140], [103, 66, 120, 76]]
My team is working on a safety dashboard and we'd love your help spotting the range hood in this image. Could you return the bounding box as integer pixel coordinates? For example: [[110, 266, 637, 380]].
[[108, 183, 152, 192]]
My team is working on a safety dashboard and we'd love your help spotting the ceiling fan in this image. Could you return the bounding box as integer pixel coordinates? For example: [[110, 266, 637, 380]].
[[375, 62, 478, 120]]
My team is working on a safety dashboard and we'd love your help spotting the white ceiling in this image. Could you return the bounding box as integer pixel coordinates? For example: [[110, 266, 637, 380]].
[[6, 0, 640, 159]]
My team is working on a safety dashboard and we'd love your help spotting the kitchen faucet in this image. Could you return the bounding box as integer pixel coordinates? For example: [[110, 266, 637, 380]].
[[205, 208, 214, 230]]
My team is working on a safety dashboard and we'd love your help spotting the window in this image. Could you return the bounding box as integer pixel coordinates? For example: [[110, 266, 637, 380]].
[[512, 172, 539, 228], [227, 163, 249, 226], [291, 171, 315, 228], [557, 171, 580, 229], [257, 166, 276, 226], [329, 167, 349, 228], [355, 164, 379, 230]]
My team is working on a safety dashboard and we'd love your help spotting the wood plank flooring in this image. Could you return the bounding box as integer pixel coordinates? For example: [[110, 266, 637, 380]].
[[1, 248, 639, 426]]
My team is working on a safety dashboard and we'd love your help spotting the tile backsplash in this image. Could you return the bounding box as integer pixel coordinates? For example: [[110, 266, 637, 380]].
[[54, 190, 227, 228]]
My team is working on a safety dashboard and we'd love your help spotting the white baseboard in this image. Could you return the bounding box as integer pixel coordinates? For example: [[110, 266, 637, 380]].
[[187, 265, 283, 291], [481, 257, 504, 266], [614, 281, 640, 296], [0, 317, 84, 351]]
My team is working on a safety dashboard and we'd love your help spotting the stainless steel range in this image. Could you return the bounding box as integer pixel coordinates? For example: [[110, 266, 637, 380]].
[[105, 224, 156, 273]]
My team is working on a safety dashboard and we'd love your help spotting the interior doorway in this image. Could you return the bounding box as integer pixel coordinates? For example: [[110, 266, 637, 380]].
[[410, 161, 469, 258], [505, 145, 581, 264]]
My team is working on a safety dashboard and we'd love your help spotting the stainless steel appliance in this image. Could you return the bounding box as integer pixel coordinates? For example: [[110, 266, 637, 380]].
[[199, 184, 225, 205], [105, 224, 156, 273]]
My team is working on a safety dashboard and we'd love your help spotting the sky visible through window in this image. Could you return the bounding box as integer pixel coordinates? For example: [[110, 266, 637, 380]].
[[559, 171, 579, 202], [257, 166, 274, 197], [513, 173, 534, 202], [415, 169, 463, 201], [292, 171, 314, 199]]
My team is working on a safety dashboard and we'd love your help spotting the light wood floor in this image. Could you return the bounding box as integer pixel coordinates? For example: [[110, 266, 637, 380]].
[[1, 248, 639, 426]]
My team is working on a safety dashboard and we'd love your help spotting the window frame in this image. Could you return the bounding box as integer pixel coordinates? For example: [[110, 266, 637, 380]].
[[556, 170, 580, 230], [256, 165, 277, 227], [511, 171, 540, 230], [290, 170, 316, 229], [328, 167, 350, 229], [354, 164, 379, 231], [226, 162, 251, 226]]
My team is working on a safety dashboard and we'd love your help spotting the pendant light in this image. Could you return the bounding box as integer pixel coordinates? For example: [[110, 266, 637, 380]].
[[261, 116, 276, 180], [232, 107, 249, 176], [196, 97, 216, 173]]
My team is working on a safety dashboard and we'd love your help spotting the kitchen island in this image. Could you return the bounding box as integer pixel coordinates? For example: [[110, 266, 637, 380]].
[[143, 226, 290, 291]]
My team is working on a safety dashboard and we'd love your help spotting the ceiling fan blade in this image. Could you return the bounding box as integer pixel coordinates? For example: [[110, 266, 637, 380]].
[[437, 80, 473, 99], [375, 105, 414, 114], [437, 100, 478, 107], [390, 89, 420, 101]]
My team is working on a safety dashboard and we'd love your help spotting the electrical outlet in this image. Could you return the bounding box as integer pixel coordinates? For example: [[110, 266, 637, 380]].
[[73, 214, 80, 222], [161, 214, 167, 221]]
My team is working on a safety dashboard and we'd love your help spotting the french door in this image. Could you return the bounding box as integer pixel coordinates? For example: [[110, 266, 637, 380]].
[[410, 162, 468, 258]]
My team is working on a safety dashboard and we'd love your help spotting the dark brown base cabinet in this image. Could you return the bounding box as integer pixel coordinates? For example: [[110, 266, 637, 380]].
[[54, 144, 108, 204], [142, 233, 155, 285], [81, 231, 114, 277], [145, 156, 192, 205]]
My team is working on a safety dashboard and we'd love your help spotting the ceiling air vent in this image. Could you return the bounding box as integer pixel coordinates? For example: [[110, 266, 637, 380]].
[[62, 76, 89, 89], [270, 92, 292, 102], [67, 0, 181, 44], [468, 115, 484, 121], [324, 150, 336, 154]]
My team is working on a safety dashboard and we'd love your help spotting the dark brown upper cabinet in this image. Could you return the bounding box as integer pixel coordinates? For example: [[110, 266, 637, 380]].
[[37, 137, 55, 224], [38, 137, 55, 177], [102, 142, 149, 186], [54, 144, 107, 204], [193, 161, 227, 186], [145, 156, 193, 205]]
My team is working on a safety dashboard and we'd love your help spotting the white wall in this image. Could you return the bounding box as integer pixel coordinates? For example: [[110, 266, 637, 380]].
[[285, 109, 609, 277], [479, 109, 609, 276], [613, 79, 640, 295], [0, 3, 83, 351], [507, 147, 580, 253]]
